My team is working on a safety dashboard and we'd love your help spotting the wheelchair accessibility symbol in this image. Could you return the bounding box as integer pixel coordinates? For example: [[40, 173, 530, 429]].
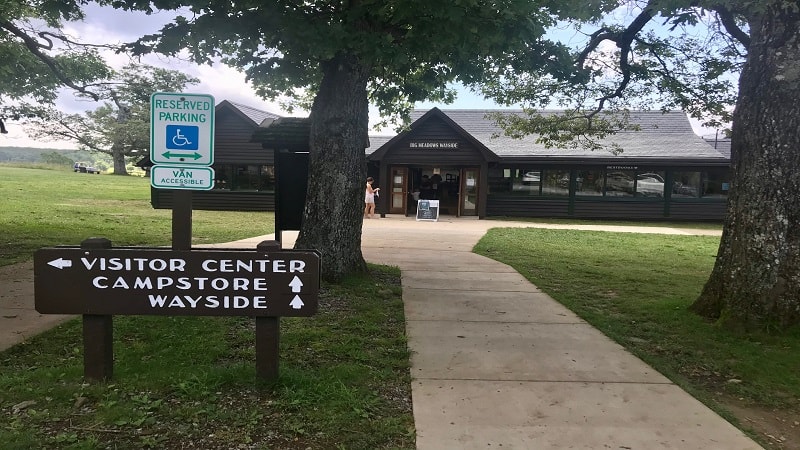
[[165, 125, 199, 151]]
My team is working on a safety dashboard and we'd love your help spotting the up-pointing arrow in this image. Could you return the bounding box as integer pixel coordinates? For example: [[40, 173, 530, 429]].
[[288, 276, 303, 293], [47, 258, 73, 269], [290, 295, 304, 310]]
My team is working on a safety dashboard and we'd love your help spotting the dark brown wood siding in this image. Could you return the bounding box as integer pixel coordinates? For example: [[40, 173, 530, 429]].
[[573, 200, 665, 219], [486, 195, 726, 221], [381, 116, 485, 166], [487, 196, 572, 218], [151, 189, 275, 211], [213, 109, 273, 164], [668, 201, 728, 220]]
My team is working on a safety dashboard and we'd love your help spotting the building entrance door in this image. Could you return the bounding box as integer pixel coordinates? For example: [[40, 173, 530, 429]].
[[389, 166, 408, 215], [459, 168, 479, 216]]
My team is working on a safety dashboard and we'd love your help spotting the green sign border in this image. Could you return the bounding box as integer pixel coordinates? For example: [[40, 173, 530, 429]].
[[150, 92, 215, 166], [150, 165, 215, 191]]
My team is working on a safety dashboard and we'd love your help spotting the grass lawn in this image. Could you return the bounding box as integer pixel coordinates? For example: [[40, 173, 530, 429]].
[[0, 265, 413, 449], [0, 165, 275, 266], [4, 164, 798, 448], [475, 228, 800, 448], [0, 164, 414, 449]]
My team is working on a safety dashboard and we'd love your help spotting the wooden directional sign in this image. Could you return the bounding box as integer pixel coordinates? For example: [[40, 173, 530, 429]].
[[34, 247, 319, 317]]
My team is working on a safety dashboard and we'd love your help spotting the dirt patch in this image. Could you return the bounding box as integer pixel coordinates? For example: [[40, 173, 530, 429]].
[[718, 396, 800, 449]]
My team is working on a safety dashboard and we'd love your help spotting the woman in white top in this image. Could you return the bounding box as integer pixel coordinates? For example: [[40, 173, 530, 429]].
[[364, 177, 379, 219]]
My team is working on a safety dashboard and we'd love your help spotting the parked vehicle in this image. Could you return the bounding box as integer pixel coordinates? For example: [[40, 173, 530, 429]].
[[73, 162, 100, 174]]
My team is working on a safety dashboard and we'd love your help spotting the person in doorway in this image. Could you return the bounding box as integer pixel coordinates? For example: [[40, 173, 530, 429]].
[[364, 177, 380, 218], [420, 175, 433, 199], [430, 173, 442, 199]]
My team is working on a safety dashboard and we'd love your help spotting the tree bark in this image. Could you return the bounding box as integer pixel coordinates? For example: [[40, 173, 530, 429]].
[[111, 142, 128, 175], [294, 54, 370, 282], [691, 5, 800, 330]]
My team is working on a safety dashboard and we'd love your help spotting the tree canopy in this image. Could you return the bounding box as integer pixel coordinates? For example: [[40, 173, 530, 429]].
[[0, 0, 113, 127], [25, 64, 198, 174], [491, 1, 800, 330], [110, 0, 619, 280]]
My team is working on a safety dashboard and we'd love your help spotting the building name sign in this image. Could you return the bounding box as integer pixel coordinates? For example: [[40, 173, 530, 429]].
[[409, 141, 459, 149], [34, 248, 320, 317], [606, 165, 639, 170]]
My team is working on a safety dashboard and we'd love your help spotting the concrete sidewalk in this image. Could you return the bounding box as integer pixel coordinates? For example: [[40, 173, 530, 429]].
[[355, 217, 757, 449], [0, 217, 759, 448]]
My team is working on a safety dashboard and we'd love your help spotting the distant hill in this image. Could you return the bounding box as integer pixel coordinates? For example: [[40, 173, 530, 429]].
[[0, 147, 98, 164]]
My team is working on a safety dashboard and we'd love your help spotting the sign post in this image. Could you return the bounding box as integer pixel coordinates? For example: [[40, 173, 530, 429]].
[[81, 237, 114, 382], [34, 241, 321, 381], [34, 91, 321, 383], [149, 92, 216, 248]]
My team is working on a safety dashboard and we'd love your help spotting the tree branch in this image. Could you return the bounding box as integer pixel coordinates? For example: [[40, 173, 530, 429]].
[[713, 5, 750, 48], [574, 4, 657, 120], [0, 20, 101, 101]]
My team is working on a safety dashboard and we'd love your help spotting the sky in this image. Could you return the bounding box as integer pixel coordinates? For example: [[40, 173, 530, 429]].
[[1, 4, 724, 149]]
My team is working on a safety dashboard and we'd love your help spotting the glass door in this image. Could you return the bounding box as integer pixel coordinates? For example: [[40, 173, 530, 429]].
[[459, 168, 478, 216], [389, 167, 408, 215]]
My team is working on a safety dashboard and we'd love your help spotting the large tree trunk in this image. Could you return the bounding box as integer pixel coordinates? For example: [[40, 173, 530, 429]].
[[294, 54, 370, 282], [111, 142, 128, 175], [691, 5, 800, 330]]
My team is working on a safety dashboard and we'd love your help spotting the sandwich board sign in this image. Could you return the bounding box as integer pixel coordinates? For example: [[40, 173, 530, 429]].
[[150, 92, 215, 167], [416, 200, 440, 221]]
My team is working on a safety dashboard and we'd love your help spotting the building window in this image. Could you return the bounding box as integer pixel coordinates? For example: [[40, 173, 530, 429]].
[[542, 170, 570, 196], [214, 165, 275, 191], [672, 170, 729, 198], [490, 168, 572, 196], [702, 169, 730, 198], [635, 171, 666, 197], [575, 169, 604, 197], [673, 171, 701, 198]]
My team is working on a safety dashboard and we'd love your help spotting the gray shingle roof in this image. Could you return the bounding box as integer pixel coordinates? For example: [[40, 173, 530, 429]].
[[227, 101, 282, 126], [392, 109, 728, 160], [704, 137, 731, 159]]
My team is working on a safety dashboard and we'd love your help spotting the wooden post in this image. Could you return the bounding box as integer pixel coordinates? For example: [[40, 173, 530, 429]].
[[255, 240, 281, 381], [172, 190, 193, 251], [81, 237, 114, 382]]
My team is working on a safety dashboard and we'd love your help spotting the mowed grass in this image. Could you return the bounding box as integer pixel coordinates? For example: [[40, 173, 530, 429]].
[[0, 265, 413, 449], [0, 165, 274, 266], [475, 228, 800, 442], [0, 165, 414, 448]]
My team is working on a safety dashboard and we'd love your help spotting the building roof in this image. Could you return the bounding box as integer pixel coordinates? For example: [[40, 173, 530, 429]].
[[370, 109, 729, 161], [221, 100, 282, 126], [704, 137, 731, 159], [251, 117, 311, 150]]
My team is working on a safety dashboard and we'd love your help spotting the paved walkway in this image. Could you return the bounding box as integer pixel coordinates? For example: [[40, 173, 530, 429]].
[[0, 217, 760, 449], [355, 217, 757, 449]]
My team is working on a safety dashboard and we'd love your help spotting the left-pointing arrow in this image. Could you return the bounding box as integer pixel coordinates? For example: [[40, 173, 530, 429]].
[[47, 258, 73, 269]]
